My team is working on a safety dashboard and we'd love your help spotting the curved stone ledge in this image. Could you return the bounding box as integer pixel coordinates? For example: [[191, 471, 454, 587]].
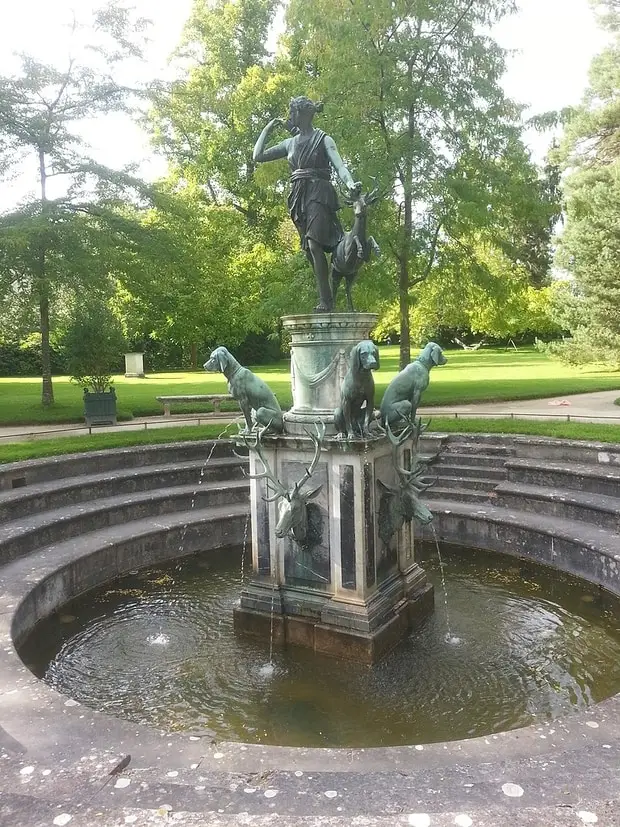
[[425, 500, 620, 596], [436, 431, 620, 465], [1, 436, 620, 824], [0, 478, 248, 567], [9, 508, 247, 648], [0, 438, 237, 491]]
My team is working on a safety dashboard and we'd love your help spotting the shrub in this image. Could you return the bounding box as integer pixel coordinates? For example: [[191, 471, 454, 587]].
[[63, 303, 126, 393], [0, 338, 67, 377]]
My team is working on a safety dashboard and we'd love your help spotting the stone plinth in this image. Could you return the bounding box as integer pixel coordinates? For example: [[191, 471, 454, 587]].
[[234, 432, 433, 663], [281, 312, 377, 431], [124, 352, 145, 378]]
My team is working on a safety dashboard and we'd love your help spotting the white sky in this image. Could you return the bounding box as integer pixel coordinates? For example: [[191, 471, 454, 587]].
[[0, 0, 609, 210]]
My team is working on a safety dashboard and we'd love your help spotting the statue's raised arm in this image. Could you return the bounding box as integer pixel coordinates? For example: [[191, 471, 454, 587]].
[[253, 97, 361, 312], [252, 118, 290, 164]]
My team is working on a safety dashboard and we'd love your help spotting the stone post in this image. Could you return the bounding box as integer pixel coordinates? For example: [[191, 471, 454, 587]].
[[124, 352, 145, 378]]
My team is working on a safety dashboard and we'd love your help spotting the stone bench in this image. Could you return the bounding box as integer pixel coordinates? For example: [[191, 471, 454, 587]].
[[155, 394, 234, 417]]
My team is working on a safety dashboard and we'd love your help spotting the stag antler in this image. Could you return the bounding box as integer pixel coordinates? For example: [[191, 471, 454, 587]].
[[366, 175, 380, 203], [293, 420, 326, 493], [236, 425, 288, 502], [386, 420, 435, 493]]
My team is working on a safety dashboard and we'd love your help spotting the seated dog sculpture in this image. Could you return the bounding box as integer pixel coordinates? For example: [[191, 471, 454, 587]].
[[204, 346, 284, 433], [334, 339, 380, 439], [380, 342, 447, 430]]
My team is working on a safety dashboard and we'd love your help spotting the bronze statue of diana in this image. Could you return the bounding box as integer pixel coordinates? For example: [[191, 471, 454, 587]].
[[253, 96, 361, 313]]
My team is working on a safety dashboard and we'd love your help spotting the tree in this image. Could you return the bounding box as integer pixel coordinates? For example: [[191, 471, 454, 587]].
[[112, 195, 292, 367], [151, 0, 293, 237], [545, 1, 620, 367], [286, 0, 558, 367], [412, 240, 559, 342], [148, 0, 326, 354], [0, 3, 158, 405]]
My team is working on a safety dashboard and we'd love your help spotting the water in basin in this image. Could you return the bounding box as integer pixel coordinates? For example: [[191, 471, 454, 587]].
[[19, 544, 620, 747]]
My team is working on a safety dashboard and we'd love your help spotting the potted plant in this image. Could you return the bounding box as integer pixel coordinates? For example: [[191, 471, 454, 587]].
[[63, 302, 126, 426]]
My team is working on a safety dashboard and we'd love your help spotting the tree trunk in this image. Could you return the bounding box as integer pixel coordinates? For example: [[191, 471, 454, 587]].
[[398, 182, 413, 371], [40, 290, 54, 406], [38, 146, 54, 406], [399, 256, 411, 371], [190, 342, 198, 370]]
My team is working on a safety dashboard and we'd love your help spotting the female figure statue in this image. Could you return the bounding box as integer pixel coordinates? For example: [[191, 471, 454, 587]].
[[253, 97, 361, 312]]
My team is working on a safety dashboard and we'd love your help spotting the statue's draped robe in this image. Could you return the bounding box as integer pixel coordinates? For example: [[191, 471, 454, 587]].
[[288, 129, 343, 254]]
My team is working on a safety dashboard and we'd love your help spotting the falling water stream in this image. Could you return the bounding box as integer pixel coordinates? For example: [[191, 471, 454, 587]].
[[268, 575, 277, 668], [177, 418, 243, 559], [430, 523, 460, 645], [240, 512, 250, 585]]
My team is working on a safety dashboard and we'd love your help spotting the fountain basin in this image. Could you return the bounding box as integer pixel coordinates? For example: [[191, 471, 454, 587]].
[[18, 543, 620, 748]]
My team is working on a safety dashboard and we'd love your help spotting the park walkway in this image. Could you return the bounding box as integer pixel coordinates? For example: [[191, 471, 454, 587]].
[[420, 388, 620, 423], [0, 389, 619, 444]]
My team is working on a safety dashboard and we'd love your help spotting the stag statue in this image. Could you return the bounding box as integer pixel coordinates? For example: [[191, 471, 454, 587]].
[[331, 184, 381, 312], [377, 418, 436, 548], [239, 422, 326, 549]]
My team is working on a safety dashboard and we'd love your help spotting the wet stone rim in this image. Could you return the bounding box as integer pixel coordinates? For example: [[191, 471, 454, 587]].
[[0, 436, 619, 824]]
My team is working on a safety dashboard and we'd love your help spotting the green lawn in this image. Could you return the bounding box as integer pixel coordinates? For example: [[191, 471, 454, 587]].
[[2, 417, 620, 465], [0, 423, 230, 465], [1, 346, 620, 426]]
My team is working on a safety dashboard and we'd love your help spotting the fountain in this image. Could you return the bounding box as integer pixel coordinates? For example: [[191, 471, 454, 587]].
[[225, 318, 443, 663], [5, 94, 620, 817], [202, 98, 449, 663]]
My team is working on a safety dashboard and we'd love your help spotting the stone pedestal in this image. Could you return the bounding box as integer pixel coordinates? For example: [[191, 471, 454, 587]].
[[234, 432, 434, 663], [233, 312, 434, 663], [282, 312, 376, 433], [124, 352, 145, 378]]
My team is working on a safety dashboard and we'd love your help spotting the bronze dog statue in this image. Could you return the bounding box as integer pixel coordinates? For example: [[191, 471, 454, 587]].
[[334, 340, 380, 438], [204, 346, 284, 433], [380, 342, 447, 431]]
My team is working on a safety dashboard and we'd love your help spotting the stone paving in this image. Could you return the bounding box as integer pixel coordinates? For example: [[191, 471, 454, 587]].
[[421, 389, 620, 423]]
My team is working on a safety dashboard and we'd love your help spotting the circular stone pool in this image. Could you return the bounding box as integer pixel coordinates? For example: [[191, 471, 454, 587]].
[[18, 544, 620, 748]]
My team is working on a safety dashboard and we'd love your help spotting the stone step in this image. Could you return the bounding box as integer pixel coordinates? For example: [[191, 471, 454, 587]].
[[0, 455, 247, 523], [496, 481, 620, 532], [0, 480, 249, 566], [433, 463, 506, 481], [0, 438, 244, 491], [511, 438, 620, 466], [427, 474, 499, 492], [424, 498, 620, 592], [5, 503, 249, 638], [436, 452, 508, 469], [442, 440, 515, 457], [424, 486, 492, 504], [506, 457, 620, 497]]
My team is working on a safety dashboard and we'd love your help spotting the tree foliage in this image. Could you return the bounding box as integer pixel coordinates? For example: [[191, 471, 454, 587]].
[[0, 2, 168, 404], [148, 0, 560, 362], [545, 0, 620, 367], [64, 300, 126, 393], [151, 0, 293, 235], [285, 0, 559, 366], [112, 194, 298, 365]]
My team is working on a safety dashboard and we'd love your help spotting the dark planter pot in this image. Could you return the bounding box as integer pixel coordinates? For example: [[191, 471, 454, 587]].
[[83, 388, 117, 427]]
